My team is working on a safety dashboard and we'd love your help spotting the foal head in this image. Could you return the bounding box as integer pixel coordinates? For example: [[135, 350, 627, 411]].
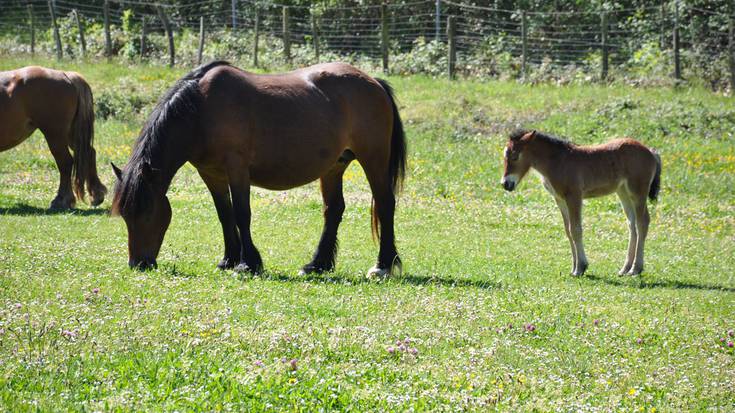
[[501, 129, 536, 191], [111, 162, 172, 270]]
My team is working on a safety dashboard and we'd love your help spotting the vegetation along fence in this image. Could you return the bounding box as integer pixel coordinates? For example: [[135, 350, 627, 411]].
[[0, 1, 733, 89]]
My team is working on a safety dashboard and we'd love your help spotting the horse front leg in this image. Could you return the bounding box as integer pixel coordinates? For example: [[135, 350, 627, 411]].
[[199, 171, 241, 270], [617, 191, 638, 275], [554, 198, 577, 276], [566, 194, 588, 276], [629, 197, 650, 276], [300, 164, 348, 275], [227, 167, 263, 274]]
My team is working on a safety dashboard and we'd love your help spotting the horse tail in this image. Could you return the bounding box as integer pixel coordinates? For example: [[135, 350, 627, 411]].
[[648, 149, 662, 202], [372, 78, 407, 240], [67, 71, 104, 203]]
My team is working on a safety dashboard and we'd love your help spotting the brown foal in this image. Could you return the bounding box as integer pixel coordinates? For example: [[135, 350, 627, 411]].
[[112, 61, 406, 277], [501, 130, 661, 276], [0, 66, 106, 209]]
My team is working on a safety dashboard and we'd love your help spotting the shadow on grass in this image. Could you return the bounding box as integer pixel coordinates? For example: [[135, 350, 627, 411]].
[[0, 203, 109, 216], [158, 264, 502, 290], [584, 273, 735, 293]]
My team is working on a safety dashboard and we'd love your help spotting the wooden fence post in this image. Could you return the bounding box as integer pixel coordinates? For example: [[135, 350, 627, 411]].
[[157, 6, 175, 67], [730, 17, 734, 93], [447, 16, 456, 79], [140, 17, 147, 59], [27, 3, 35, 56], [673, 1, 681, 80], [601, 11, 608, 80], [103, 0, 111, 59], [521, 11, 528, 80], [312, 14, 320, 62], [282, 6, 291, 62], [73, 9, 86, 58], [48, 0, 62, 60], [253, 9, 260, 67], [381, 4, 389, 73], [197, 16, 205, 65], [231, 0, 237, 29]]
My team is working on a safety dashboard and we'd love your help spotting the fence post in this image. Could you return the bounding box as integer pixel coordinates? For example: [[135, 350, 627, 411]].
[[253, 9, 260, 67], [447, 16, 456, 79], [601, 11, 608, 80], [231, 0, 237, 29], [435, 0, 441, 41], [103, 0, 111, 59], [27, 3, 35, 56], [730, 17, 734, 93], [673, 1, 681, 80], [157, 6, 175, 67], [381, 4, 389, 73], [73, 9, 86, 58], [521, 11, 528, 80], [659, 2, 666, 48], [283, 7, 291, 63], [197, 16, 205, 65], [312, 14, 320, 63], [48, 0, 62, 60], [140, 17, 147, 59]]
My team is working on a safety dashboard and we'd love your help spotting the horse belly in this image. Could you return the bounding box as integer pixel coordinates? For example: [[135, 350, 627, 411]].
[[249, 140, 345, 190], [0, 95, 35, 152]]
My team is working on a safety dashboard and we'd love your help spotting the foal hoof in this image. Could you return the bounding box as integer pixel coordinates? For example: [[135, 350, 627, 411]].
[[627, 267, 644, 276], [572, 262, 588, 277]]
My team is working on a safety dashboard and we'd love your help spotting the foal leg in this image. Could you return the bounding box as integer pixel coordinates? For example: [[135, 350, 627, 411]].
[[42, 129, 76, 210], [199, 171, 241, 270], [362, 162, 400, 278], [629, 196, 650, 276], [617, 190, 638, 275], [566, 194, 588, 276], [554, 198, 577, 275], [227, 167, 263, 274], [301, 164, 348, 275]]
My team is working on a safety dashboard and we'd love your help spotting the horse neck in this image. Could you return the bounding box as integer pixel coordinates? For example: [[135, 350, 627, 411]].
[[141, 129, 195, 194], [527, 138, 566, 177]]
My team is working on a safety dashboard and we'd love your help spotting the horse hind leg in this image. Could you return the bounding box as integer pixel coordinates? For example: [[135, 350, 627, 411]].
[[617, 189, 638, 275], [554, 198, 577, 276], [629, 193, 650, 276], [566, 193, 588, 276], [42, 129, 76, 210], [360, 157, 401, 278], [300, 163, 348, 275]]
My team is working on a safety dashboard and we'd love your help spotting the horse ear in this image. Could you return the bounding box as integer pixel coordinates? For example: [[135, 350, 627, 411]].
[[528, 130, 538, 139], [111, 162, 122, 180]]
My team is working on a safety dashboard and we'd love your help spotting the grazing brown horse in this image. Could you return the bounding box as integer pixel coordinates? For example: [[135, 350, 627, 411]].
[[501, 130, 661, 276], [111, 61, 407, 277], [0, 66, 107, 209]]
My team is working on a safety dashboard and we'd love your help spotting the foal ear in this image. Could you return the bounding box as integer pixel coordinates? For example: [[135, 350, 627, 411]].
[[111, 162, 123, 181], [526, 130, 538, 139]]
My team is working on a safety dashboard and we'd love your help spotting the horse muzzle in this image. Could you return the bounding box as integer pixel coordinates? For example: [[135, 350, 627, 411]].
[[129, 257, 157, 271], [501, 177, 517, 192]]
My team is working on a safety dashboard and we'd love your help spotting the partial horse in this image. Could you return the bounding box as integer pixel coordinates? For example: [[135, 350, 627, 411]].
[[111, 61, 407, 277], [0, 66, 107, 209], [501, 130, 661, 276]]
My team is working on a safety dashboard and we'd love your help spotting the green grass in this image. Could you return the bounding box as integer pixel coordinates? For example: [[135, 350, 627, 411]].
[[1, 57, 734, 411]]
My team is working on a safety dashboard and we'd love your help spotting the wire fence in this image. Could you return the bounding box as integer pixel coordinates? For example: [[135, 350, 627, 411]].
[[1, 0, 733, 88]]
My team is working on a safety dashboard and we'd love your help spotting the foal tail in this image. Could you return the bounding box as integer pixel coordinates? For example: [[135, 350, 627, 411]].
[[372, 78, 407, 240], [648, 150, 662, 202], [67, 71, 106, 204]]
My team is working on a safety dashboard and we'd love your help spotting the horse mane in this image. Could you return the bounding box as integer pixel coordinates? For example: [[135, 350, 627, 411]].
[[112, 61, 231, 217], [510, 128, 576, 150]]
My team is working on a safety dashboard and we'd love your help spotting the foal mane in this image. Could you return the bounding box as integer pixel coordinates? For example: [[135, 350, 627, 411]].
[[112, 60, 231, 217], [510, 129, 576, 150]]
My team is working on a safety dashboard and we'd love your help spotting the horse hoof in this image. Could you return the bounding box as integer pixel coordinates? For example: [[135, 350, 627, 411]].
[[234, 262, 262, 274], [217, 258, 236, 270], [49, 197, 75, 210], [618, 267, 631, 276], [627, 267, 643, 276], [366, 266, 390, 279], [299, 263, 329, 276]]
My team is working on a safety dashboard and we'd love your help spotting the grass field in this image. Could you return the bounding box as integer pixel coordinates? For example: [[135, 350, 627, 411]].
[[1, 57, 734, 411]]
